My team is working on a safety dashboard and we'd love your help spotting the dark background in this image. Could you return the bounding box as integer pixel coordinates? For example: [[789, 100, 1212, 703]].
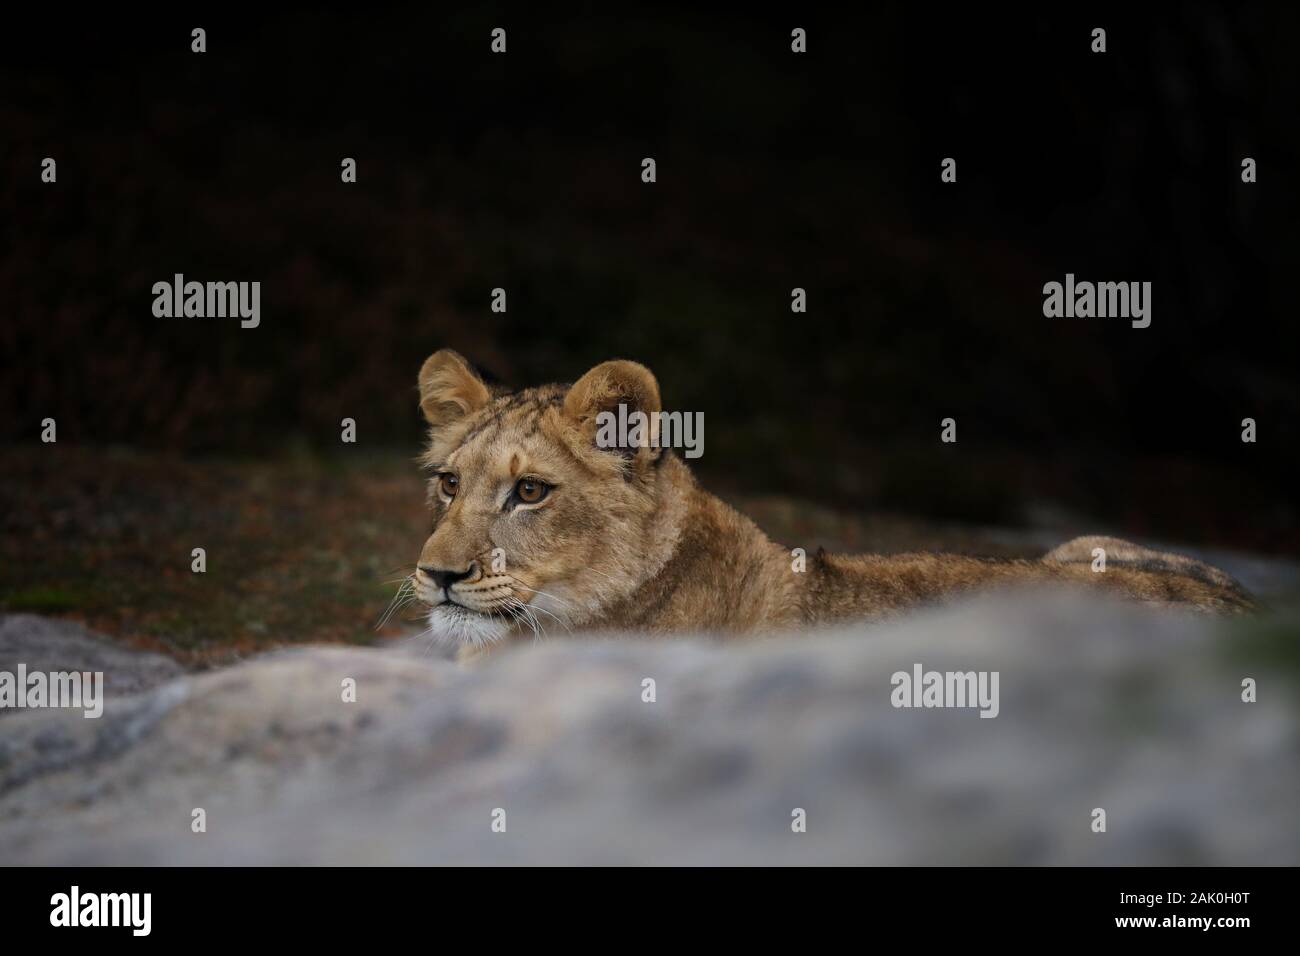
[[2, 2, 1296, 555]]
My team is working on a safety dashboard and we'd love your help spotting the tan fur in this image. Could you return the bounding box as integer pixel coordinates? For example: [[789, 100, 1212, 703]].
[[409, 352, 1254, 653]]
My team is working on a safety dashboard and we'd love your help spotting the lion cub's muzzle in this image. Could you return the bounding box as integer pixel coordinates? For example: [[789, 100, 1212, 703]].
[[415, 562, 521, 614], [416, 561, 479, 603], [419, 562, 476, 592]]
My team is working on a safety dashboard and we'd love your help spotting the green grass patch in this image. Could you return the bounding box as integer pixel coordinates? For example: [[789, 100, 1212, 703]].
[[2, 585, 88, 613]]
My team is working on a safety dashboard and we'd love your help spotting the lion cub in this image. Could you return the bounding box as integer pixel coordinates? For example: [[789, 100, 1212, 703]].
[[408, 350, 1253, 652]]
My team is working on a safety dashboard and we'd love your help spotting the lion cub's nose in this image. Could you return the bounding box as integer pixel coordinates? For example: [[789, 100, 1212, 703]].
[[420, 564, 476, 590]]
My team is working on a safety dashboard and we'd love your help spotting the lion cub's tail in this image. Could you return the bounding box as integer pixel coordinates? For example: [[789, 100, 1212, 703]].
[[1043, 535, 1255, 611]]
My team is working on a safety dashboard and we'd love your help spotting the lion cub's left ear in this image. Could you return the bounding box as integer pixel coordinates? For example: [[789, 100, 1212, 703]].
[[564, 360, 662, 465], [417, 349, 491, 427]]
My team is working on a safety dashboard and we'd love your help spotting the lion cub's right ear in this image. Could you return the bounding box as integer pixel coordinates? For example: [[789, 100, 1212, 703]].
[[417, 349, 491, 427]]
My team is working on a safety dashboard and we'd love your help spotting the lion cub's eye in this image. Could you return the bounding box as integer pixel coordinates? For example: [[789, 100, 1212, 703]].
[[439, 474, 459, 498], [514, 477, 550, 505]]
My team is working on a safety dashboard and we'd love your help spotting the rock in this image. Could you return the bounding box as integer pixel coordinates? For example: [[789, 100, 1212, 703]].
[[0, 614, 185, 705], [0, 596, 1295, 865]]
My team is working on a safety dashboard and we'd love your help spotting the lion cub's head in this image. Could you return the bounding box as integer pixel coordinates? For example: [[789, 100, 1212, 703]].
[[411, 349, 675, 647]]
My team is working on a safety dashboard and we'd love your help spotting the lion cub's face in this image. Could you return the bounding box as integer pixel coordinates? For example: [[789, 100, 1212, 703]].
[[412, 350, 665, 648]]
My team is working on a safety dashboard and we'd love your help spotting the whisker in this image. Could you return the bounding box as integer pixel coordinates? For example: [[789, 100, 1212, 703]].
[[512, 584, 576, 610], [505, 597, 542, 642], [521, 601, 549, 643], [386, 595, 425, 627], [521, 600, 573, 637], [375, 576, 417, 630], [581, 565, 622, 585]]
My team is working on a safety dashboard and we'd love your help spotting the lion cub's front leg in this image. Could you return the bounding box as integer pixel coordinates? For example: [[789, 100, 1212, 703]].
[[455, 643, 498, 666]]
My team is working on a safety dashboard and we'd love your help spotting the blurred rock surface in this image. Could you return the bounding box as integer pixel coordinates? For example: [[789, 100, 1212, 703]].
[[0, 597, 1295, 865]]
